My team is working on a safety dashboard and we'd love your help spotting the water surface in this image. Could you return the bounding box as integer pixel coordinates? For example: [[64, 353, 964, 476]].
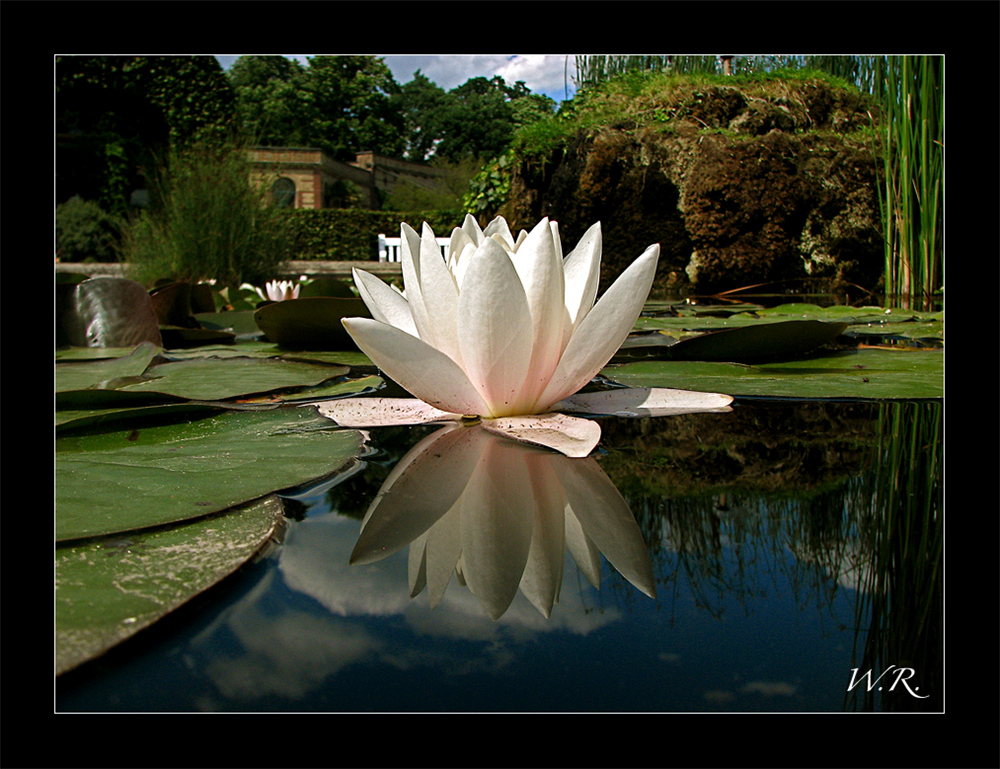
[[56, 399, 942, 713]]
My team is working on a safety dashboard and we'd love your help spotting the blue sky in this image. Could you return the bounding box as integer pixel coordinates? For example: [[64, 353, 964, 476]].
[[214, 54, 578, 103]]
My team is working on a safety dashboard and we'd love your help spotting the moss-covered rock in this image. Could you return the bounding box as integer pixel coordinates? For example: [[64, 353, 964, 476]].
[[502, 74, 882, 295]]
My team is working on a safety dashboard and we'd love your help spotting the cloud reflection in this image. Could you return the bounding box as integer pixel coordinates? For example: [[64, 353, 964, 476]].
[[349, 422, 656, 620]]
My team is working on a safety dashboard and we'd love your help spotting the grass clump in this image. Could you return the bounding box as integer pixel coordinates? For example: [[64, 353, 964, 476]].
[[122, 141, 296, 291]]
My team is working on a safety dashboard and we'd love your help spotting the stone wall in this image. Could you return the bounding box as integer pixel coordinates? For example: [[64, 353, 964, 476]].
[[248, 148, 450, 212]]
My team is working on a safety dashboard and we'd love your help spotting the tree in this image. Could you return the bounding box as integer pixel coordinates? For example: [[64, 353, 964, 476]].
[[510, 92, 558, 129], [429, 77, 511, 162], [432, 76, 554, 162], [304, 55, 405, 160], [391, 70, 450, 162], [57, 55, 239, 214], [227, 55, 405, 160], [227, 55, 318, 147]]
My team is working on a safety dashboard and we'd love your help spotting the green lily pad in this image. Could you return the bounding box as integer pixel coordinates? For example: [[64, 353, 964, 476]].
[[299, 276, 356, 298], [55, 342, 162, 393], [56, 408, 366, 541], [56, 401, 226, 431], [56, 495, 286, 676], [604, 348, 943, 400], [59, 277, 163, 348], [253, 297, 371, 350], [159, 324, 237, 349], [620, 320, 849, 362], [115, 356, 351, 401], [194, 310, 263, 337]]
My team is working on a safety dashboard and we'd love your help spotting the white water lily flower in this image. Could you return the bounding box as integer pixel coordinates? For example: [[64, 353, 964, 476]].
[[256, 279, 301, 302], [327, 215, 732, 457]]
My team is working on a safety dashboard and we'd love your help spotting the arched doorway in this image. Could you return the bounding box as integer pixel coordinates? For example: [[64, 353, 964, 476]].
[[271, 176, 296, 208]]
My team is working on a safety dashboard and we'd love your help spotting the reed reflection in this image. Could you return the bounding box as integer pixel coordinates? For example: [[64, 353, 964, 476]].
[[349, 422, 656, 620]]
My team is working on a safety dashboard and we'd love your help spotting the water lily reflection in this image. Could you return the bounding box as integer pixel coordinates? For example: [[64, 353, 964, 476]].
[[330, 215, 732, 457], [349, 421, 657, 620]]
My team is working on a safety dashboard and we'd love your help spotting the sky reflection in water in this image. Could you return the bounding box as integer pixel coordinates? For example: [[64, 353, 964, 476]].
[[57, 400, 942, 713]]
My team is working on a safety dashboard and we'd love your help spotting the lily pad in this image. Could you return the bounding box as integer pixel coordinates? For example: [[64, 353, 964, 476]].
[[58, 277, 163, 348], [159, 324, 237, 349], [55, 342, 162, 393], [56, 408, 366, 541], [604, 348, 943, 400], [115, 356, 351, 401], [619, 319, 849, 362], [299, 276, 356, 298], [253, 297, 371, 350], [56, 495, 286, 676], [194, 310, 263, 337]]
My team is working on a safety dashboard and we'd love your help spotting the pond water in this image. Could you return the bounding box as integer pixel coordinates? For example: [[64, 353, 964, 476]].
[[56, 399, 942, 713]]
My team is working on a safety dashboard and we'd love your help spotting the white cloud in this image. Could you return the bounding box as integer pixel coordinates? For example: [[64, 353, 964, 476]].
[[382, 54, 576, 101], [216, 54, 578, 101]]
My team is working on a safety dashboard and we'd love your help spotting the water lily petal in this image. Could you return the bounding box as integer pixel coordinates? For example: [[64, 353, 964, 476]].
[[548, 220, 563, 260], [555, 386, 734, 417], [460, 437, 537, 619], [519, 455, 567, 618], [564, 506, 603, 589], [459, 213, 484, 245], [409, 503, 464, 608], [481, 412, 602, 458], [350, 423, 485, 566], [410, 223, 462, 361], [314, 396, 462, 427], [483, 216, 516, 250], [343, 317, 490, 416], [561, 222, 602, 332], [508, 218, 567, 404], [399, 222, 430, 333], [555, 457, 656, 599], [535, 243, 660, 410], [352, 268, 417, 337], [457, 237, 534, 416]]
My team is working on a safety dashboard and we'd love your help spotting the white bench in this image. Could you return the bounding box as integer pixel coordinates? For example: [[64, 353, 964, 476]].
[[378, 234, 450, 262]]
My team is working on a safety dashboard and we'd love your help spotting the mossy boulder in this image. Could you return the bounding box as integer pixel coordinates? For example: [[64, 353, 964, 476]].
[[502, 76, 882, 295]]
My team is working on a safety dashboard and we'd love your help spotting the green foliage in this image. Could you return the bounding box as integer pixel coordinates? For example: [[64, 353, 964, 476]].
[[391, 71, 450, 161], [570, 53, 943, 304], [121, 141, 296, 289], [433, 77, 519, 162], [282, 208, 465, 260], [383, 157, 482, 212], [57, 56, 239, 214], [227, 55, 405, 161], [56, 197, 122, 262], [462, 152, 514, 221], [227, 55, 317, 147]]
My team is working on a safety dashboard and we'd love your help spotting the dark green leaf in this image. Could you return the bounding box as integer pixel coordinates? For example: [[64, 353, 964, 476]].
[[605, 348, 943, 400], [56, 495, 286, 675], [253, 296, 371, 350], [619, 320, 849, 363], [56, 408, 366, 541]]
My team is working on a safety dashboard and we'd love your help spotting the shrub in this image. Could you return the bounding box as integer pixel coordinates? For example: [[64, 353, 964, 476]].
[[56, 197, 121, 262], [283, 208, 465, 260]]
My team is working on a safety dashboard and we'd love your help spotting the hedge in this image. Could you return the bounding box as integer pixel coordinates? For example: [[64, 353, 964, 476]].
[[285, 208, 466, 261]]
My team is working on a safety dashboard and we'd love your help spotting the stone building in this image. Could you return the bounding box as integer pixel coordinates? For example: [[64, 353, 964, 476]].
[[247, 147, 448, 210]]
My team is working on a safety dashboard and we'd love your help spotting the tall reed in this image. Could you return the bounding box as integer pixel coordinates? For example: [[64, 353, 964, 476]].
[[870, 56, 944, 308], [844, 401, 943, 711], [122, 140, 296, 291], [574, 55, 719, 90]]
